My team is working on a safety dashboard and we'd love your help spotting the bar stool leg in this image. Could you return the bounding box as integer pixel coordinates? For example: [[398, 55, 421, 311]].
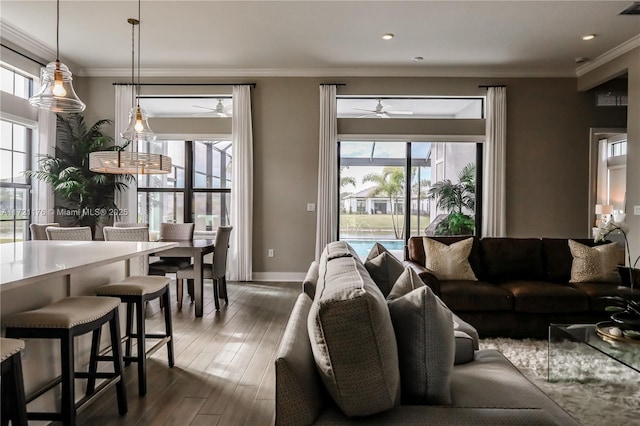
[[108, 310, 127, 415], [162, 289, 175, 367], [1, 351, 28, 426], [125, 302, 134, 366], [134, 298, 147, 396], [213, 278, 220, 311], [60, 333, 76, 426], [86, 326, 102, 396]]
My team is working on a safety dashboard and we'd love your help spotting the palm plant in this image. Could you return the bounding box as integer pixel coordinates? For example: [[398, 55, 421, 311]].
[[427, 163, 476, 235], [363, 167, 405, 239], [25, 114, 133, 232]]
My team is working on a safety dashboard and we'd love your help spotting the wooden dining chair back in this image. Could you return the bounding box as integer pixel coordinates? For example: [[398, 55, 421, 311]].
[[45, 226, 93, 241], [149, 223, 195, 277], [103, 226, 150, 274], [30, 223, 59, 240]]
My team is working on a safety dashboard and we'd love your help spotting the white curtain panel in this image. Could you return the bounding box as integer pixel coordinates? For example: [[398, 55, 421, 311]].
[[35, 109, 56, 223], [482, 86, 507, 237], [114, 84, 137, 223], [229, 85, 254, 281], [315, 85, 338, 260]]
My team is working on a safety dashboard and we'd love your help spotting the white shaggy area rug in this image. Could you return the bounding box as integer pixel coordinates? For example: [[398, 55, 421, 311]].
[[480, 338, 640, 426]]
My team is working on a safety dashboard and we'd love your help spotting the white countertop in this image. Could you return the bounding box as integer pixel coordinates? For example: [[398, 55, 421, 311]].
[[0, 240, 177, 290]]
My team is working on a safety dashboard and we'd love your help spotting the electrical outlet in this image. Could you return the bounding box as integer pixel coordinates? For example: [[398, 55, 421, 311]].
[[634, 205, 640, 216], [268, 249, 275, 258], [307, 203, 316, 212]]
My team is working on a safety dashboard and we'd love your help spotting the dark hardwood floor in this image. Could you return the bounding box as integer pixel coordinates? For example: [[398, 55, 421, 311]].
[[78, 281, 299, 426]]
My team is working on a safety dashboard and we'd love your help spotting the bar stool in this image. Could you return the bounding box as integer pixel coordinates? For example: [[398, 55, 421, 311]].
[[95, 277, 174, 396], [97, 226, 175, 397], [1, 338, 28, 426], [4, 297, 127, 426]]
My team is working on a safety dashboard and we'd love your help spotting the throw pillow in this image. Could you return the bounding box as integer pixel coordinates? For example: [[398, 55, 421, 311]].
[[422, 237, 478, 281], [386, 279, 455, 405], [387, 267, 425, 300], [568, 239, 621, 283], [365, 244, 406, 297]]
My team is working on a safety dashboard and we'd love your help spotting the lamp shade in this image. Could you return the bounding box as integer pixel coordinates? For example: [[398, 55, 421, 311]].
[[596, 204, 614, 215], [89, 151, 171, 174], [120, 106, 156, 142], [29, 61, 86, 113]]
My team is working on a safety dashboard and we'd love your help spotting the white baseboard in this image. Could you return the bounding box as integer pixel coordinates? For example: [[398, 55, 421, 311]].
[[252, 272, 306, 282]]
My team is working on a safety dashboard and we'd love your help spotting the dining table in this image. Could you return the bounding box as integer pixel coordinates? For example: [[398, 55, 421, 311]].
[[154, 239, 215, 317]]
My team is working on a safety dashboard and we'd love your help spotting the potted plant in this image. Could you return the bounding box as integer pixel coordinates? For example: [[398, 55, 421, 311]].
[[427, 163, 476, 236], [595, 221, 640, 290], [25, 113, 133, 237]]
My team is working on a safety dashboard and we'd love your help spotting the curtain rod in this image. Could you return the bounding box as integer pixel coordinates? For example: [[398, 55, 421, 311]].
[[1, 43, 46, 67], [478, 85, 506, 88], [320, 83, 346, 86], [112, 82, 255, 87]]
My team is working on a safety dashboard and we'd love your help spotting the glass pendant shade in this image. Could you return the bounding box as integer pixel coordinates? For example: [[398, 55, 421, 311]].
[[29, 61, 86, 113], [89, 151, 171, 174], [121, 106, 156, 142]]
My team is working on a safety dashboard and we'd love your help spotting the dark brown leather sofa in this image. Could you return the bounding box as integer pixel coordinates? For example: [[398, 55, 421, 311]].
[[404, 236, 640, 338]]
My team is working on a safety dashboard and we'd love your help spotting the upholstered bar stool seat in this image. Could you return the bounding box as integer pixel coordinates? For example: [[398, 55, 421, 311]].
[[1, 338, 28, 426], [4, 297, 127, 426]]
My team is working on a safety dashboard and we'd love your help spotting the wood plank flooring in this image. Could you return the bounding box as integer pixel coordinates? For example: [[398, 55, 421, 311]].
[[78, 281, 299, 426]]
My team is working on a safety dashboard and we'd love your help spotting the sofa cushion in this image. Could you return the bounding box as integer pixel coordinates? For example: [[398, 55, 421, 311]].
[[542, 238, 597, 283], [423, 237, 478, 281], [568, 239, 622, 283], [275, 293, 326, 425], [440, 280, 513, 312], [497, 281, 590, 313], [387, 283, 455, 404], [481, 238, 545, 282], [365, 244, 406, 297], [308, 253, 400, 417]]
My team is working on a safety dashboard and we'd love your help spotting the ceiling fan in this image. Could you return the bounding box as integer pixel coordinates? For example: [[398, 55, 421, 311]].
[[353, 99, 413, 118], [192, 99, 231, 117]]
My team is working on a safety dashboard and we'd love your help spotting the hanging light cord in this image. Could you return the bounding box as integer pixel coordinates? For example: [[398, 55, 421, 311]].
[[137, 0, 142, 108], [55, 0, 60, 61], [130, 19, 135, 107]]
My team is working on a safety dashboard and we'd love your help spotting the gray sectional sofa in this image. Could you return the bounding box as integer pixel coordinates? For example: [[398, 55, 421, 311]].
[[274, 241, 579, 425]]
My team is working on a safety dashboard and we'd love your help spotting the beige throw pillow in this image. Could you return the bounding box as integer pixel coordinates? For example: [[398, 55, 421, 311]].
[[422, 237, 478, 281], [568, 239, 621, 283], [387, 267, 425, 300]]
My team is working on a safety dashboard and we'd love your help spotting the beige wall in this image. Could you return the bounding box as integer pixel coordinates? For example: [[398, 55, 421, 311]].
[[76, 74, 627, 276], [578, 47, 640, 267]]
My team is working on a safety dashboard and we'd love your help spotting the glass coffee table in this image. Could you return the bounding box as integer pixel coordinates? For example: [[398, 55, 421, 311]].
[[548, 323, 640, 382]]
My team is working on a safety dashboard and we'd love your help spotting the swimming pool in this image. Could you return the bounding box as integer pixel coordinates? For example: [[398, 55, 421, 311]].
[[344, 239, 405, 259]]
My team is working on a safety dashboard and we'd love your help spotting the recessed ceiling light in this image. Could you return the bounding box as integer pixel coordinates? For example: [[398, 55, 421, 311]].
[[382, 33, 394, 40], [582, 34, 596, 41], [412, 56, 424, 62]]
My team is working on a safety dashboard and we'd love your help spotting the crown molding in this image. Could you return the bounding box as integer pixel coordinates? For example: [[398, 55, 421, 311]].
[[576, 34, 640, 77], [84, 66, 575, 79], [0, 19, 84, 75]]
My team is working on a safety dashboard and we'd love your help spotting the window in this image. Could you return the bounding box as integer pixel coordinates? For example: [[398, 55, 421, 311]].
[[609, 140, 627, 158], [137, 139, 232, 237], [339, 140, 480, 258], [337, 97, 484, 119], [0, 121, 32, 243], [1, 65, 32, 99]]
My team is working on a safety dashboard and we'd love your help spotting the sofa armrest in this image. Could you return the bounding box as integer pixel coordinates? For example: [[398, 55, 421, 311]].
[[402, 260, 441, 296], [302, 261, 319, 299]]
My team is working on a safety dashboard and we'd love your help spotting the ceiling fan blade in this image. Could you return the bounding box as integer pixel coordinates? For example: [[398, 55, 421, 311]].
[[192, 105, 216, 111], [353, 108, 376, 113], [386, 110, 413, 115]]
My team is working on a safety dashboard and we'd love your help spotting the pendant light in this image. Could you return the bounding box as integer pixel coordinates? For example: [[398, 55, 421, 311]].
[[89, 4, 171, 175], [29, 0, 86, 113], [121, 0, 155, 142]]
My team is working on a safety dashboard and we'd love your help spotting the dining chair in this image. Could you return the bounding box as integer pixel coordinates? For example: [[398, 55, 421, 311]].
[[175, 226, 232, 311], [30, 223, 60, 240], [148, 223, 195, 276], [45, 226, 93, 241], [114, 222, 149, 228]]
